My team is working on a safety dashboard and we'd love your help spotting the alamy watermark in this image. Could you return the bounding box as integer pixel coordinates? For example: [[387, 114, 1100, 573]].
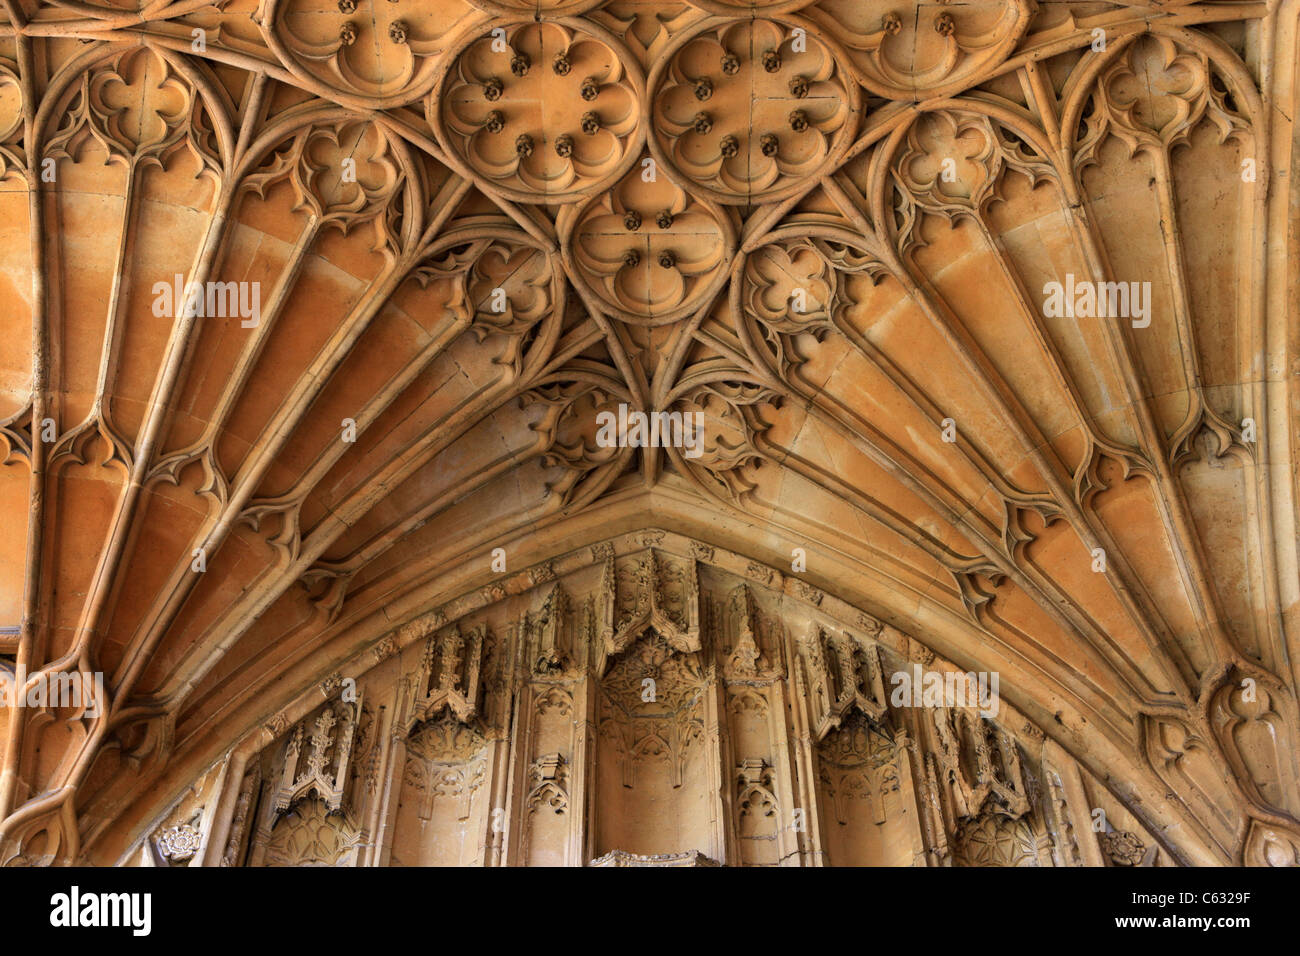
[[595, 403, 704, 459], [50, 887, 150, 936], [1042, 273, 1151, 328], [152, 275, 261, 328], [0, 666, 104, 717], [890, 664, 1000, 718]]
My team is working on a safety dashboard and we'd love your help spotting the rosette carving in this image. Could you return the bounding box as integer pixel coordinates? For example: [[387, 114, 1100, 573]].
[[435, 22, 644, 203], [953, 812, 1038, 867], [565, 164, 733, 324], [650, 18, 855, 204]]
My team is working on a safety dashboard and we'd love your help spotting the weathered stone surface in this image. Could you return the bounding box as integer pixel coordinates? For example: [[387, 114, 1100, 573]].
[[0, 0, 1296, 868]]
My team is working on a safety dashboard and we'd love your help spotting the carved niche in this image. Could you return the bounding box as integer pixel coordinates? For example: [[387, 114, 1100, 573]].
[[391, 622, 497, 867], [181, 534, 1178, 868], [813, 713, 912, 866], [798, 625, 888, 739], [596, 549, 701, 673], [515, 683, 579, 866], [593, 549, 716, 861], [243, 700, 367, 867], [391, 715, 491, 867]]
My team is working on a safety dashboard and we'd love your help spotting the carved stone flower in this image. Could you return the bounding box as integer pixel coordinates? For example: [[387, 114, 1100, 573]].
[[155, 823, 202, 863], [1100, 830, 1146, 866], [653, 19, 852, 203], [439, 22, 640, 202]]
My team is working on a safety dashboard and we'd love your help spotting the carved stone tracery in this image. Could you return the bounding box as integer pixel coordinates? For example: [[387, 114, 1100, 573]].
[[132, 534, 1180, 869], [0, 0, 1295, 874], [269, 701, 359, 817]]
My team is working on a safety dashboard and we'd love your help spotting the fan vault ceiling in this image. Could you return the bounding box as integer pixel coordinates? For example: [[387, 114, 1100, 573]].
[[0, 0, 1298, 866]]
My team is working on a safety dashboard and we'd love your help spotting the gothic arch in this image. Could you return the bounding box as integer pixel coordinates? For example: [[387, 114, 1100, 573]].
[[0, 0, 1297, 867]]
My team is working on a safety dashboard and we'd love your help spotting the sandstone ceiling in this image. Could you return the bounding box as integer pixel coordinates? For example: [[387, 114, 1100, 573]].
[[0, 0, 1298, 867]]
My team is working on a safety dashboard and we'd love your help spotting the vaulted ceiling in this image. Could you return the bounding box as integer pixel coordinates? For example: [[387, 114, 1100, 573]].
[[0, 0, 1298, 866]]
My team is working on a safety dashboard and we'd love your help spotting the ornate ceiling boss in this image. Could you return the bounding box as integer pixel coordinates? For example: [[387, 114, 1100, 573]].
[[0, 0, 1296, 871]]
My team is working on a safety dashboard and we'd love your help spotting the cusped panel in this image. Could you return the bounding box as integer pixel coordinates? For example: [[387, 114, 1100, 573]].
[[563, 162, 734, 325], [0, 64, 19, 152], [649, 18, 857, 205], [433, 20, 645, 204], [240, 120, 410, 242], [271, 0, 473, 104], [804, 0, 1033, 100], [1073, 33, 1251, 162]]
